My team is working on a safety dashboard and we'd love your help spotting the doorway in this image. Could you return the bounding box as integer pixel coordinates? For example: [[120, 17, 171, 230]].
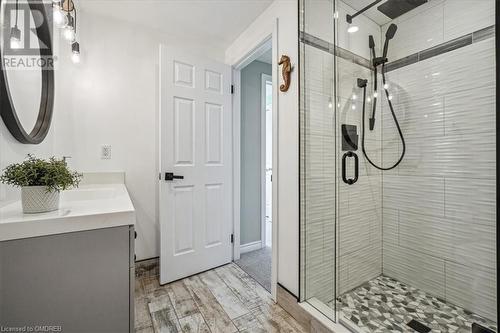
[[234, 45, 274, 293]]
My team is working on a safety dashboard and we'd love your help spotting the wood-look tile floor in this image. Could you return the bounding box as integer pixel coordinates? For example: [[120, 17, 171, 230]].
[[135, 263, 306, 333]]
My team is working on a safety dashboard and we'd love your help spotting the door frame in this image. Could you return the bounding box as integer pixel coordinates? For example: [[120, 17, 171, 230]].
[[231, 19, 279, 300], [261, 73, 272, 249]]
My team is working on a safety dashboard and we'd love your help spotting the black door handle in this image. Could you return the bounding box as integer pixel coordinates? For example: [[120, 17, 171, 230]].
[[342, 151, 359, 185], [165, 172, 184, 181]]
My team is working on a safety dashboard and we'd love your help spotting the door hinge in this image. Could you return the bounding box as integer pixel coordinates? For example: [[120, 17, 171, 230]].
[[230, 234, 234, 243], [159, 173, 161, 180], [231, 85, 234, 94]]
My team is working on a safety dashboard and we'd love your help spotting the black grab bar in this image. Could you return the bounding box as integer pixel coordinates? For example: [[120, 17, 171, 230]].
[[342, 151, 359, 185]]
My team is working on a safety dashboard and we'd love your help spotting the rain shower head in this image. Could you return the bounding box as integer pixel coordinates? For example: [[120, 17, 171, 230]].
[[377, 0, 428, 20]]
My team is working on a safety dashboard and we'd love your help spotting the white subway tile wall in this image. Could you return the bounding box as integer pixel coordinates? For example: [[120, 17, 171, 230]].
[[301, 44, 336, 304], [380, 0, 496, 321]]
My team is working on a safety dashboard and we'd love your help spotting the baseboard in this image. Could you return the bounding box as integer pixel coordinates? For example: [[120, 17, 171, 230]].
[[240, 240, 262, 254], [135, 257, 159, 278]]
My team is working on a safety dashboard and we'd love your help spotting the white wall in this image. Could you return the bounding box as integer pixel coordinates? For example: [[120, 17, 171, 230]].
[[240, 60, 272, 245], [0, 10, 224, 261], [226, 0, 300, 296], [0, 0, 300, 287]]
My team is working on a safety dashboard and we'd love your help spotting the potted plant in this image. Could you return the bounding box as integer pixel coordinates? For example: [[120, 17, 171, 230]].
[[0, 155, 82, 214]]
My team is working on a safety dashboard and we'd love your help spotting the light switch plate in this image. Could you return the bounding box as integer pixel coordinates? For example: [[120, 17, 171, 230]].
[[101, 145, 112, 159]]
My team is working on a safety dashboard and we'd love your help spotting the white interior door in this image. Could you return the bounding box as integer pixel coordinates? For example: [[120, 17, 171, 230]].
[[159, 45, 232, 284]]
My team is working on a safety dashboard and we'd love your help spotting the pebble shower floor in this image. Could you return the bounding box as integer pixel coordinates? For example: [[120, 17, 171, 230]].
[[335, 276, 497, 333]]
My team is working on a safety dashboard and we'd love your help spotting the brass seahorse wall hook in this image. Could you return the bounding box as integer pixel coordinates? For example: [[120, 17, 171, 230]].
[[278, 55, 292, 92]]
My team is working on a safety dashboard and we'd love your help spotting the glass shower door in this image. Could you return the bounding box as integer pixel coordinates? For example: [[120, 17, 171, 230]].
[[299, 0, 337, 322], [334, 0, 497, 332]]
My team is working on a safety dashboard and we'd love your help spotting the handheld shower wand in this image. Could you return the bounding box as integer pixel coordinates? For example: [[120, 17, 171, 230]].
[[369, 24, 398, 131], [361, 23, 406, 171], [383, 24, 398, 59]]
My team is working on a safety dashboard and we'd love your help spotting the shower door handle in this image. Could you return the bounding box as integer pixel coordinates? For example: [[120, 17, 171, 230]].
[[342, 151, 359, 185]]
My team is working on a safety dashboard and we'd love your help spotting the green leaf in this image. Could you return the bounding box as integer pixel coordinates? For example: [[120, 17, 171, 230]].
[[0, 154, 82, 192]]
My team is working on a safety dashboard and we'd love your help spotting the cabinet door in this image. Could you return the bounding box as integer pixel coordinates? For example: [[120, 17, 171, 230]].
[[0, 226, 131, 332]]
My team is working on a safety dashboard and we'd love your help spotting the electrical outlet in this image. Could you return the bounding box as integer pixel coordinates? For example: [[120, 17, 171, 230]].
[[101, 145, 112, 159]]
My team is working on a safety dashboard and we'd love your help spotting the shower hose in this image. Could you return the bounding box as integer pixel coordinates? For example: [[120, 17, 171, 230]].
[[361, 63, 406, 171]]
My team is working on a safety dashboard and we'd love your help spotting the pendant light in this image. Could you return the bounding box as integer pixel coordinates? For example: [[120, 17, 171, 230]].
[[53, 0, 81, 63], [10, 0, 21, 49], [63, 12, 75, 41], [71, 42, 80, 63]]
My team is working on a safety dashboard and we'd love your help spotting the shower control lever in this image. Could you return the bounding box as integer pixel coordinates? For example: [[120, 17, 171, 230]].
[[342, 151, 359, 185]]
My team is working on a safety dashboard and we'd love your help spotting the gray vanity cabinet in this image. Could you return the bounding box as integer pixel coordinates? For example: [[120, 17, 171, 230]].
[[0, 225, 135, 332]]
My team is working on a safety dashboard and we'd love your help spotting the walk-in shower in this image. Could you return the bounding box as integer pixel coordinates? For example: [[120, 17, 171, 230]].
[[299, 0, 497, 332]]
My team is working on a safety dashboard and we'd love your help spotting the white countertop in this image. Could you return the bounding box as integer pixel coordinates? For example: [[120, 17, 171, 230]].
[[0, 184, 136, 241]]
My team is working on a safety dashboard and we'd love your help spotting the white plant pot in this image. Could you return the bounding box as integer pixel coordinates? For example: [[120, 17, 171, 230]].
[[21, 186, 60, 214]]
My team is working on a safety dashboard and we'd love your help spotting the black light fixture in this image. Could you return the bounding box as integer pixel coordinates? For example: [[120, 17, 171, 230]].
[[53, 0, 81, 63], [10, 26, 21, 48], [63, 12, 75, 41], [71, 41, 80, 63], [10, 0, 21, 49]]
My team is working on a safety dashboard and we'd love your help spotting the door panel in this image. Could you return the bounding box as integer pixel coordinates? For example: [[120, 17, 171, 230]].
[[160, 45, 232, 284], [172, 185, 195, 256], [205, 103, 223, 164], [174, 97, 195, 165]]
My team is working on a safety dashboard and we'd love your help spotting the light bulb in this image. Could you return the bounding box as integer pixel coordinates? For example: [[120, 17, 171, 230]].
[[71, 41, 80, 63], [63, 12, 75, 41], [347, 26, 359, 33], [388, 95, 393, 100], [351, 105, 356, 110], [53, 8, 67, 26], [10, 26, 21, 49], [328, 98, 333, 109], [373, 92, 378, 98], [384, 83, 389, 89], [71, 52, 80, 63], [367, 97, 372, 102], [352, 94, 357, 100], [10, 38, 21, 49], [64, 27, 75, 41]]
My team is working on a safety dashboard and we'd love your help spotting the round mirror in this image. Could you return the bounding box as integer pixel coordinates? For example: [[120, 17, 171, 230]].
[[0, 0, 54, 144], [5, 1, 42, 133]]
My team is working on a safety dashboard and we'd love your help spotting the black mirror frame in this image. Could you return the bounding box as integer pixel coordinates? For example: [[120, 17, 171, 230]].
[[0, 0, 54, 144]]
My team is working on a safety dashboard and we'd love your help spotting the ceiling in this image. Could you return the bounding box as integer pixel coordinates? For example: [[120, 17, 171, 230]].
[[80, 0, 274, 50]]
